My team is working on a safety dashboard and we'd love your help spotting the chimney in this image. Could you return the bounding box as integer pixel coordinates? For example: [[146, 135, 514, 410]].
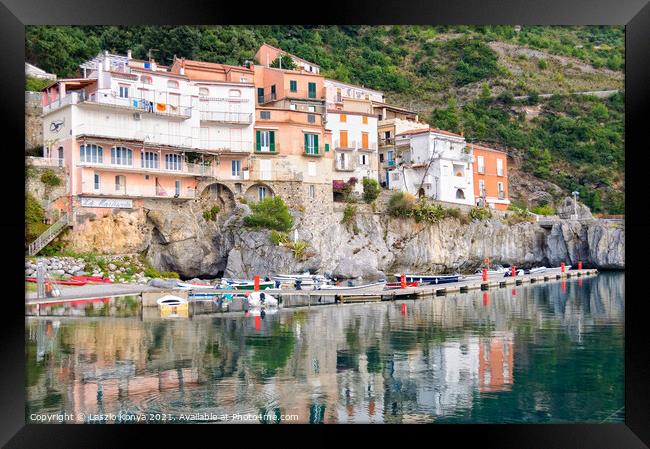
[[103, 51, 110, 71], [179, 66, 185, 75], [127, 49, 132, 59]]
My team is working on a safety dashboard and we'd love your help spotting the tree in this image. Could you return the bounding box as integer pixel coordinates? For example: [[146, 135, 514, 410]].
[[362, 178, 380, 203], [270, 55, 297, 70]]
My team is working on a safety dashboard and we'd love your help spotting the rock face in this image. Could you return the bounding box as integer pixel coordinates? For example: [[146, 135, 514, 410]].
[[61, 201, 624, 279], [556, 197, 593, 220]]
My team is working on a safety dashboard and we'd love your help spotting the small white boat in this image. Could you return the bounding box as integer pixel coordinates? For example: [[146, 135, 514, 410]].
[[272, 272, 329, 285], [475, 264, 509, 275], [526, 266, 547, 274], [176, 281, 216, 290], [245, 291, 279, 308], [156, 295, 188, 306], [317, 281, 385, 290]]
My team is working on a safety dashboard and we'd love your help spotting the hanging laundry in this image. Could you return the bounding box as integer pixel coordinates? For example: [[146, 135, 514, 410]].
[[132, 99, 139, 108], [156, 103, 167, 112]]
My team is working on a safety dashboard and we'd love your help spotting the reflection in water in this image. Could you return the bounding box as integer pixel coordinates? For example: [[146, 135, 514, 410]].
[[26, 273, 624, 424]]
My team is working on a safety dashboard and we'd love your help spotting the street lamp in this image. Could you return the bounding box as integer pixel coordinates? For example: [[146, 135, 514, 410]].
[[571, 191, 580, 220]]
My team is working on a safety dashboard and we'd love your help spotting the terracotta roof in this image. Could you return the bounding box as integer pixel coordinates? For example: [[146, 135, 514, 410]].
[[396, 128, 464, 138], [176, 58, 253, 73], [469, 143, 508, 154]]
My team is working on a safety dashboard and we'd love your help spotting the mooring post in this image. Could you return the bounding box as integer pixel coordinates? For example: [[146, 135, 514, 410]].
[[254, 275, 260, 292], [400, 274, 406, 289], [561, 262, 565, 273], [578, 261, 582, 270], [482, 269, 487, 282], [512, 265, 516, 277]]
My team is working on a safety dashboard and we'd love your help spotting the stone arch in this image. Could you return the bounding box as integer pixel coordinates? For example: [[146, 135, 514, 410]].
[[199, 182, 236, 211], [245, 183, 274, 203]]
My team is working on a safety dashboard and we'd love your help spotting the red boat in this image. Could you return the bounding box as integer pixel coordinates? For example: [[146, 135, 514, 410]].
[[384, 281, 421, 289], [71, 275, 113, 284], [25, 277, 87, 286]]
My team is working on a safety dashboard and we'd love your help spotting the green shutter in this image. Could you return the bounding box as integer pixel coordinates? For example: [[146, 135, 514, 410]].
[[256, 130, 261, 151], [308, 82, 316, 98], [314, 135, 319, 154], [304, 134, 309, 154], [269, 131, 275, 152], [325, 143, 329, 152]]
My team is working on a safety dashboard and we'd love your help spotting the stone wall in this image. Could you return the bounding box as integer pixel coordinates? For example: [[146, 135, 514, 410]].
[[25, 92, 43, 151]]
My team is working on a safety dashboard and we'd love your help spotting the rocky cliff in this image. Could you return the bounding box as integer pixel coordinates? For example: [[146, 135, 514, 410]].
[[62, 202, 624, 279]]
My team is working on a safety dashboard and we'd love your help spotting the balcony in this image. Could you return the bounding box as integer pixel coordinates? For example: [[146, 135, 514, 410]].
[[379, 137, 396, 147], [257, 89, 324, 104], [304, 147, 322, 157], [76, 123, 195, 149], [77, 159, 216, 177], [44, 91, 193, 119], [80, 183, 197, 199], [199, 140, 253, 153], [199, 110, 253, 125], [334, 140, 378, 151]]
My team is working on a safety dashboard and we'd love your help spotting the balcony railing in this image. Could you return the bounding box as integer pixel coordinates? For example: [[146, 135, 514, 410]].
[[78, 159, 216, 177], [257, 89, 323, 104], [81, 182, 197, 199], [379, 137, 396, 146], [334, 140, 378, 151], [200, 140, 253, 153], [75, 123, 195, 148], [26, 156, 65, 168], [199, 111, 253, 124], [44, 91, 193, 118]]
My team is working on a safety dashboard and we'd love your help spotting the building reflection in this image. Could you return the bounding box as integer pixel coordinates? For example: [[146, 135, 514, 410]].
[[26, 274, 624, 423]]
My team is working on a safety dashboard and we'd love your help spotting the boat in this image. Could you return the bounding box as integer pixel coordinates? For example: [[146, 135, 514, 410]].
[[272, 272, 329, 286], [474, 264, 509, 275], [220, 279, 275, 291], [394, 274, 460, 284], [71, 275, 112, 284], [176, 281, 216, 290], [25, 277, 87, 286], [317, 280, 386, 290], [384, 281, 420, 289], [244, 291, 278, 308], [246, 308, 278, 317], [504, 269, 525, 277], [156, 295, 189, 318], [525, 266, 547, 275]]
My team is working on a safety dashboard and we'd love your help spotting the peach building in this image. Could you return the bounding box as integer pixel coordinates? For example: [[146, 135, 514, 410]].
[[255, 43, 321, 74], [470, 144, 510, 210], [252, 63, 333, 209]]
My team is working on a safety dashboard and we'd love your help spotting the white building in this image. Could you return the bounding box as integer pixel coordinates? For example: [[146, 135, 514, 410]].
[[325, 79, 381, 193], [387, 128, 475, 206]]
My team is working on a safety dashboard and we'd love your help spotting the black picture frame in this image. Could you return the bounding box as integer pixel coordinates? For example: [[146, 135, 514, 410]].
[[2, 0, 647, 446]]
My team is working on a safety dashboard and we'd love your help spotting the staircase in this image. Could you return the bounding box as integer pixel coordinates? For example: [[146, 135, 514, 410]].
[[28, 212, 71, 256]]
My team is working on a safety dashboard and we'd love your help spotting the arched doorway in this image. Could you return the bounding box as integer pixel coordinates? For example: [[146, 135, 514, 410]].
[[244, 183, 274, 203], [418, 187, 425, 198], [200, 182, 236, 211], [456, 189, 465, 200]]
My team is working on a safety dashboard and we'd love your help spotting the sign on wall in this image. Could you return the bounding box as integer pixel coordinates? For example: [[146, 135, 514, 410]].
[[80, 197, 133, 209]]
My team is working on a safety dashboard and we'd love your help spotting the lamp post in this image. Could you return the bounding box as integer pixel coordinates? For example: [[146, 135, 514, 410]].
[[571, 191, 580, 220]]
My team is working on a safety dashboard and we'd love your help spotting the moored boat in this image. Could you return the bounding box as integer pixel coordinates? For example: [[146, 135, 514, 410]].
[[25, 277, 87, 286], [317, 280, 385, 290], [384, 281, 420, 289], [245, 291, 279, 308], [220, 279, 275, 290], [394, 274, 460, 284]]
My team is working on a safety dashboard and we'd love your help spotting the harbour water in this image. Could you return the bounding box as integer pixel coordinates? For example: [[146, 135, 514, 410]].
[[25, 272, 624, 424]]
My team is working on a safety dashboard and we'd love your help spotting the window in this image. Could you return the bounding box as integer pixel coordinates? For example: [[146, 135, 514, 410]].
[[359, 154, 369, 166], [118, 85, 130, 98], [270, 85, 276, 101], [304, 133, 319, 155], [257, 87, 264, 103], [379, 153, 385, 163], [260, 111, 271, 120], [111, 146, 133, 166], [339, 131, 348, 148], [308, 162, 316, 176], [479, 180, 486, 196], [361, 132, 369, 149], [80, 144, 103, 164], [308, 105, 316, 113], [232, 160, 241, 177], [175, 180, 181, 196], [456, 189, 465, 200], [256, 130, 275, 152], [229, 89, 241, 97], [362, 116, 368, 125], [307, 114, 316, 124], [165, 154, 183, 171], [325, 143, 330, 152], [115, 175, 125, 191], [167, 80, 179, 89], [141, 151, 159, 169], [498, 182, 505, 199], [290, 80, 297, 92], [309, 184, 315, 199], [94, 173, 100, 190], [258, 186, 268, 201], [308, 82, 316, 98], [477, 156, 485, 174], [336, 88, 342, 102], [497, 158, 504, 176], [199, 87, 209, 96], [290, 104, 297, 110], [141, 76, 152, 85], [340, 114, 347, 123]]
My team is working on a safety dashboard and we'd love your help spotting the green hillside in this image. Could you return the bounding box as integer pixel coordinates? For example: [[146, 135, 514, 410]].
[[25, 25, 624, 213]]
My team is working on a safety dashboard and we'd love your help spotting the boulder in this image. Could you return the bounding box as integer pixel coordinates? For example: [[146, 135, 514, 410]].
[[556, 197, 593, 220]]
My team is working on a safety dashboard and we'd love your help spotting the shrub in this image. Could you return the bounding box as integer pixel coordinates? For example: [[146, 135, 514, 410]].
[[362, 177, 380, 203], [160, 271, 180, 279], [25, 193, 47, 244], [537, 58, 548, 69], [289, 240, 309, 261], [469, 206, 492, 221], [40, 169, 62, 187], [243, 196, 294, 232], [269, 230, 289, 245], [144, 266, 161, 278], [203, 204, 220, 221], [506, 206, 534, 224], [387, 191, 416, 217], [444, 207, 462, 219], [531, 204, 555, 216], [341, 204, 357, 225], [411, 202, 445, 223]]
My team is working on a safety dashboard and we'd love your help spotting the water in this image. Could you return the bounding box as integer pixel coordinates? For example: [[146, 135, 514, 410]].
[[25, 273, 624, 424]]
